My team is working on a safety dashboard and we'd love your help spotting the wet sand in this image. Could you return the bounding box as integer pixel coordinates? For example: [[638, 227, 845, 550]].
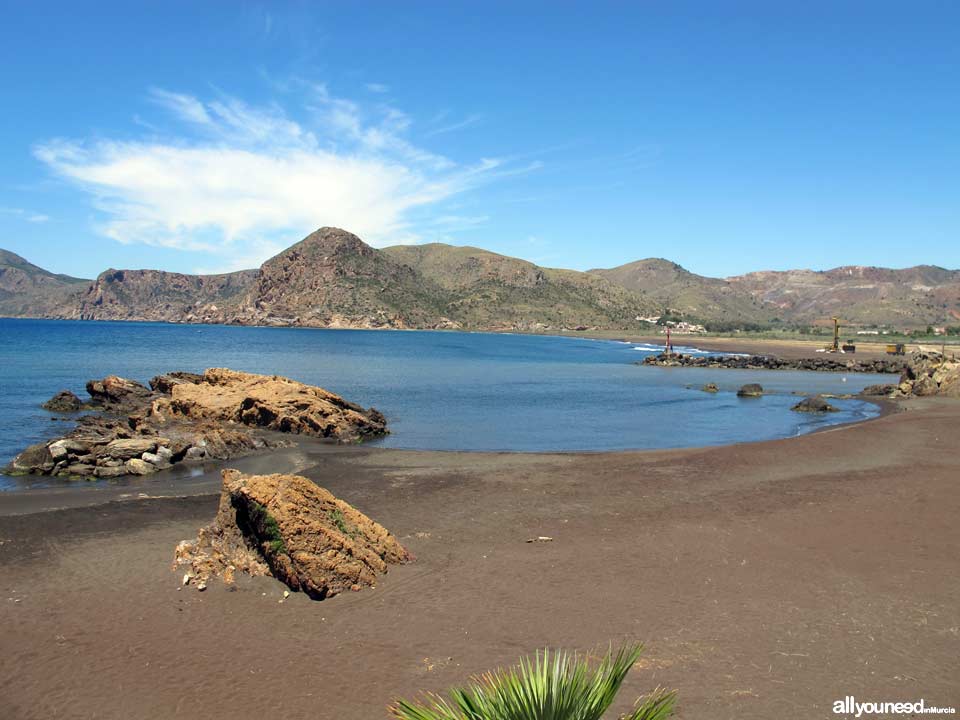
[[1, 398, 958, 719]]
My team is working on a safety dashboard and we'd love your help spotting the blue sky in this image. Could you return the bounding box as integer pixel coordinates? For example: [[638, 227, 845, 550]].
[[1, 1, 957, 279]]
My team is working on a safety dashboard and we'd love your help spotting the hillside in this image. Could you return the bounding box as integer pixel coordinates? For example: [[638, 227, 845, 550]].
[[0, 249, 89, 317], [384, 243, 658, 330], [728, 265, 960, 325], [588, 258, 776, 324]]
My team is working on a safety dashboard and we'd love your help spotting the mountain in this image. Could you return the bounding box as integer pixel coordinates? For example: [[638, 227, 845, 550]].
[[3, 231, 958, 330], [0, 249, 89, 317], [727, 265, 960, 325], [248, 228, 451, 328], [588, 258, 776, 324], [383, 243, 656, 330], [0, 229, 657, 331]]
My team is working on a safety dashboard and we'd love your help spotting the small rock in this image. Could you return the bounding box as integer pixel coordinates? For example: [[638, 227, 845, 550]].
[[196, 581, 207, 592], [141, 451, 171, 468], [104, 438, 158, 460], [124, 458, 156, 475], [182, 573, 191, 586], [47, 440, 70, 463], [702, 383, 719, 393], [184, 446, 206, 461]]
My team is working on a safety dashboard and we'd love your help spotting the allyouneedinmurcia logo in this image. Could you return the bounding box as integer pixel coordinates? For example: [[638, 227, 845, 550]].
[[833, 696, 956, 717]]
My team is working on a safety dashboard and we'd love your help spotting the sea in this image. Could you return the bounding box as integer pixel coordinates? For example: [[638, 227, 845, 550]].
[[0, 319, 897, 488]]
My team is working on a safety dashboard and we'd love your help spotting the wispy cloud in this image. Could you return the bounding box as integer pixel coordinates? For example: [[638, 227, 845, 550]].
[[35, 84, 521, 271], [424, 113, 483, 137], [0, 206, 50, 223], [365, 82, 389, 93]]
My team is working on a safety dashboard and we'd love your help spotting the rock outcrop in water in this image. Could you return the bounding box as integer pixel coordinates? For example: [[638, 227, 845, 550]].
[[174, 469, 411, 599], [6, 369, 388, 479], [791, 395, 839, 413], [737, 383, 764, 397], [897, 351, 960, 398], [640, 352, 905, 374]]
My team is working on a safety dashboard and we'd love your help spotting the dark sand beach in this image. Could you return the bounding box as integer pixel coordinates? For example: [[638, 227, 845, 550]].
[[1, 395, 958, 719]]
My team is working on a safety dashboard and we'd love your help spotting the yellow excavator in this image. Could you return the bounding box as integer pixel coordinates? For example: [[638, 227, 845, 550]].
[[825, 317, 856, 353]]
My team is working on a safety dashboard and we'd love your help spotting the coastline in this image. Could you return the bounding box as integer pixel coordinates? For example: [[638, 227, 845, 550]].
[[2, 397, 957, 718]]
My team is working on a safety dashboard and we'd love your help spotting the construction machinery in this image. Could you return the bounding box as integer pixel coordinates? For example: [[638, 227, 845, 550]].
[[822, 317, 856, 353], [886, 343, 906, 356]]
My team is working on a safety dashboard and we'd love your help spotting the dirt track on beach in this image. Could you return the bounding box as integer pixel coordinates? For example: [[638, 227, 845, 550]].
[[1, 398, 958, 719]]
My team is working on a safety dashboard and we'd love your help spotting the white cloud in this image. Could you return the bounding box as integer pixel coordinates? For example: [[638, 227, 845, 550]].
[[35, 85, 519, 270], [365, 83, 389, 93]]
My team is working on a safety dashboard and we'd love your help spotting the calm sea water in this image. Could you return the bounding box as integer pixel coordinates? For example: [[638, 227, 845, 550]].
[[0, 319, 894, 482]]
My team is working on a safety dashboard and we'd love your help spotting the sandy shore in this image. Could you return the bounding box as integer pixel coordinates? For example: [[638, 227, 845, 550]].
[[1, 398, 958, 719]]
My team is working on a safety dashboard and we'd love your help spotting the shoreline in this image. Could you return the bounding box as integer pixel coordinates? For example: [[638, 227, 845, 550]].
[[0, 392, 898, 514], [1, 397, 957, 718]]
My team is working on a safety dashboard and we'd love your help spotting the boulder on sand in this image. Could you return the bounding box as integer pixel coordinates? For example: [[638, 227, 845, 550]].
[[737, 383, 764, 398], [174, 469, 411, 599], [791, 395, 839, 413]]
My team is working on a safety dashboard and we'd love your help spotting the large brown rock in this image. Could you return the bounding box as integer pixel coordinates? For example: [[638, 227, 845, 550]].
[[151, 368, 388, 442], [174, 470, 411, 599], [85, 375, 153, 410]]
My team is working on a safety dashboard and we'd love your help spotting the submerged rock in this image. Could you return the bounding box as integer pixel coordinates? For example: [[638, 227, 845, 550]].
[[701, 382, 719, 393], [174, 469, 411, 599], [737, 383, 764, 398], [791, 395, 839, 413]]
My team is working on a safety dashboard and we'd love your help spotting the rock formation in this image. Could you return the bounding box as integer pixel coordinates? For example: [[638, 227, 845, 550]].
[[150, 368, 387, 442], [897, 351, 960, 398], [175, 469, 411, 599], [41, 390, 84, 412], [7, 369, 388, 479]]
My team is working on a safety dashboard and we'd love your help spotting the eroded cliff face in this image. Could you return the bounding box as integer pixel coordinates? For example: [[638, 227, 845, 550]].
[[76, 268, 258, 323]]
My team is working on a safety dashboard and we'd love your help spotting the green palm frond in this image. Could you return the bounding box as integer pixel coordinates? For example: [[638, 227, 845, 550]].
[[389, 643, 676, 720]]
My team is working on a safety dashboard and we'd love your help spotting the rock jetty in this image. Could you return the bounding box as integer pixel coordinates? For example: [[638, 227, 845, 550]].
[[897, 351, 960, 398], [7, 369, 388, 479], [640, 353, 905, 374], [174, 469, 411, 599]]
